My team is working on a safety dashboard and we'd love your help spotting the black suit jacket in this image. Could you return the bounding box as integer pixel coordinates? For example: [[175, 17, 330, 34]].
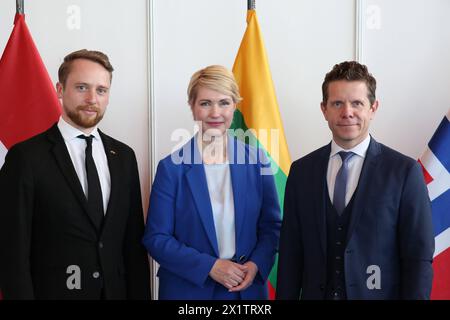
[[0, 124, 150, 299], [276, 137, 434, 299]]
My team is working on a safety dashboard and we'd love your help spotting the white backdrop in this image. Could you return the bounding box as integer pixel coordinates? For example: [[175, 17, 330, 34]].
[[361, 0, 450, 155]]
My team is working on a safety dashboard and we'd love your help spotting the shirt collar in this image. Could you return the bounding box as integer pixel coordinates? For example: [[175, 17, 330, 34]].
[[57, 116, 100, 142], [330, 134, 371, 159]]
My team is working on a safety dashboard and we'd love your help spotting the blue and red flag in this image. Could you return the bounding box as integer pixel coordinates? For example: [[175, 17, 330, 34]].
[[418, 109, 450, 299]]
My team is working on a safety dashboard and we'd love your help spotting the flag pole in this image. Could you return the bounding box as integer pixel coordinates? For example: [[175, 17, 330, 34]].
[[248, 0, 255, 10], [16, 0, 24, 14]]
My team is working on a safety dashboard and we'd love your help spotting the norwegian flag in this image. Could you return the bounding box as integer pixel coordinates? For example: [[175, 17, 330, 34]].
[[418, 109, 450, 299]]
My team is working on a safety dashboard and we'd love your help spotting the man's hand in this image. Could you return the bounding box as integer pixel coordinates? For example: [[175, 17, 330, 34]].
[[209, 259, 248, 289]]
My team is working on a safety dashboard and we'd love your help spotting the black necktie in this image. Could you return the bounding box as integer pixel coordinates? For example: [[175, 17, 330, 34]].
[[78, 135, 104, 229]]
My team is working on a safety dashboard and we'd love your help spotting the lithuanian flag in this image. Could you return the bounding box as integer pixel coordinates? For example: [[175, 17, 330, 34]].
[[231, 9, 291, 300]]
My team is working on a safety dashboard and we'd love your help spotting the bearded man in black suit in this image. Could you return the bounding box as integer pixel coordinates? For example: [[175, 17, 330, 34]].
[[0, 49, 150, 299]]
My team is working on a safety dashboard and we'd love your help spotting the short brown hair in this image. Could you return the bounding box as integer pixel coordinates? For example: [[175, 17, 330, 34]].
[[322, 61, 376, 105], [187, 65, 242, 106], [58, 49, 114, 86]]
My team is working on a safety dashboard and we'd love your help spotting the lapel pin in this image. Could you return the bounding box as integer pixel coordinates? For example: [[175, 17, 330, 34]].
[[110, 150, 117, 155]]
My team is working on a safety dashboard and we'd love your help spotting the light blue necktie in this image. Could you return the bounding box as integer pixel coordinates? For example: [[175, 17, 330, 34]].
[[333, 151, 355, 215]]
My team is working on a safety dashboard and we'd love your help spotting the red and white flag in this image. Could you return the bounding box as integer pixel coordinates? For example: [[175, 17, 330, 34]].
[[0, 13, 61, 168], [418, 109, 450, 299]]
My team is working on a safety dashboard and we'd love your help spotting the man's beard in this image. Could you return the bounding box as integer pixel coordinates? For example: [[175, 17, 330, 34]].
[[66, 105, 104, 129]]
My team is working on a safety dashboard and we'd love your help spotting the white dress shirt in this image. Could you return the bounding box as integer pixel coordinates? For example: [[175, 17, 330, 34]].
[[326, 135, 371, 207], [57, 116, 111, 214], [204, 163, 236, 260]]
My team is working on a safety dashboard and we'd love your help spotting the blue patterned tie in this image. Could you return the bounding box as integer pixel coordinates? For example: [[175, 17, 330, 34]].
[[333, 151, 355, 215]]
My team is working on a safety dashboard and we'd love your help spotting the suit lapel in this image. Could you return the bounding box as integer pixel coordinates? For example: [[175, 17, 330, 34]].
[[185, 138, 220, 257], [228, 137, 247, 246], [47, 124, 91, 222], [345, 137, 381, 244], [99, 130, 120, 230], [314, 144, 330, 257]]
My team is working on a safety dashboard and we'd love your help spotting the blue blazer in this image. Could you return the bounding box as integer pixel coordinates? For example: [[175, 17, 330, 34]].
[[143, 136, 281, 299], [276, 137, 435, 300]]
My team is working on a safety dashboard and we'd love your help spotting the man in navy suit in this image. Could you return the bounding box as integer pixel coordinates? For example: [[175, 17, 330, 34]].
[[276, 61, 434, 300]]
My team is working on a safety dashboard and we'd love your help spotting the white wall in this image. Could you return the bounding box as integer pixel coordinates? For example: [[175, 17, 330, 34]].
[[362, 0, 450, 156]]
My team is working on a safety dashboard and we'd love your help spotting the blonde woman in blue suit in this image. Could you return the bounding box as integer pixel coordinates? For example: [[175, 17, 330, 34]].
[[143, 65, 281, 300]]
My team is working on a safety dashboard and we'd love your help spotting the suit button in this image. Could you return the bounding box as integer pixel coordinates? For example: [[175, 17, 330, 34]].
[[98, 242, 104, 249], [320, 285, 325, 291], [92, 271, 100, 279], [335, 270, 340, 275], [239, 255, 246, 262]]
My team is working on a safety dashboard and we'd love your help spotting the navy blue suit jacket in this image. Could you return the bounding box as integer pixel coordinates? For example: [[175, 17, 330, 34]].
[[276, 137, 434, 299], [143, 136, 281, 299]]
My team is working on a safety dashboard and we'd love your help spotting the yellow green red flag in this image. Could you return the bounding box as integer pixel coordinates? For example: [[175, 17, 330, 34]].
[[231, 9, 291, 299]]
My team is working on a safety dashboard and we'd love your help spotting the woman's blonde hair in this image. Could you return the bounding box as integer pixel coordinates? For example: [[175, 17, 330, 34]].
[[187, 65, 242, 105]]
